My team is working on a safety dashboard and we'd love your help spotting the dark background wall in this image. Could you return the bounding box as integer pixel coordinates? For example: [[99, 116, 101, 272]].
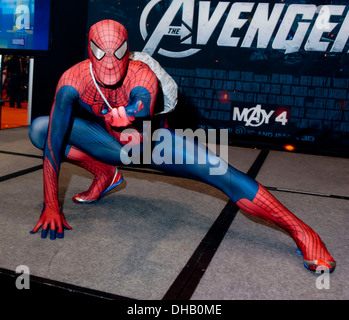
[[29, 0, 349, 157], [31, 0, 89, 120], [87, 0, 349, 157]]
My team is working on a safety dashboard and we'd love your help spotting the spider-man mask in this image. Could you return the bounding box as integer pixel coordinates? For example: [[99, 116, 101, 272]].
[[88, 20, 129, 86]]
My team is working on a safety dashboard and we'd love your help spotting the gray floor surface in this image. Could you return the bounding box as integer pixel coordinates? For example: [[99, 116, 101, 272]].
[[0, 126, 348, 300]]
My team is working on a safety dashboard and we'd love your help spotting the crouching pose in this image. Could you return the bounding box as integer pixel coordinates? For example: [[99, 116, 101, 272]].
[[29, 20, 336, 272]]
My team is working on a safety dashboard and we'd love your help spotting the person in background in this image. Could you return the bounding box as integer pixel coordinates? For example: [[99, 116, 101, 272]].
[[6, 55, 22, 108]]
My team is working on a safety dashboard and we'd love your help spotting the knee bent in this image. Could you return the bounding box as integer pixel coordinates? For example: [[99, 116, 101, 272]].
[[29, 116, 49, 150]]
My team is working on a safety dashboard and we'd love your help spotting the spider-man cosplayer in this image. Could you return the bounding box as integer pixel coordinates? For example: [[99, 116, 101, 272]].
[[29, 19, 335, 272]]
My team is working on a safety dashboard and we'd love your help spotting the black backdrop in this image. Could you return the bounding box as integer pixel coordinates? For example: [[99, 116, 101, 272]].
[[87, 0, 349, 157], [31, 0, 349, 157], [31, 0, 89, 120]]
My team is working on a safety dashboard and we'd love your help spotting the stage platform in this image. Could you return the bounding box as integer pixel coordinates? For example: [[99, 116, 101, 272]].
[[0, 126, 348, 302]]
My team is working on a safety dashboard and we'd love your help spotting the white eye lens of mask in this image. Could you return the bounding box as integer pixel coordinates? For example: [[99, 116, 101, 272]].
[[90, 41, 105, 60], [114, 41, 128, 60]]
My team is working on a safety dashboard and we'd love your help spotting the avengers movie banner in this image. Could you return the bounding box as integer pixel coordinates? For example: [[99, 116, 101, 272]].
[[87, 0, 349, 156]]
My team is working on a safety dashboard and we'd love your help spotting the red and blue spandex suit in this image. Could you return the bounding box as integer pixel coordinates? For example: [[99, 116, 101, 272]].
[[29, 20, 335, 272]]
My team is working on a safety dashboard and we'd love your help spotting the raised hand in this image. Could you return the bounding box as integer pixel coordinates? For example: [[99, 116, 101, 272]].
[[103, 101, 143, 127]]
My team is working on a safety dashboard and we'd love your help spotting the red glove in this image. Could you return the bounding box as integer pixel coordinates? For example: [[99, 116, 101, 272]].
[[104, 106, 133, 127], [30, 205, 72, 240], [104, 101, 143, 127]]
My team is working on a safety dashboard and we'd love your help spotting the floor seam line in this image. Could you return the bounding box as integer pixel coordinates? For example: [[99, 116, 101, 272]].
[[266, 186, 349, 201], [0, 149, 43, 159], [0, 165, 43, 182], [162, 149, 270, 300]]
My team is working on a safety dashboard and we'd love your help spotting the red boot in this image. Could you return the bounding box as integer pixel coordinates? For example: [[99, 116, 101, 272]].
[[237, 183, 336, 272], [66, 146, 123, 204]]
